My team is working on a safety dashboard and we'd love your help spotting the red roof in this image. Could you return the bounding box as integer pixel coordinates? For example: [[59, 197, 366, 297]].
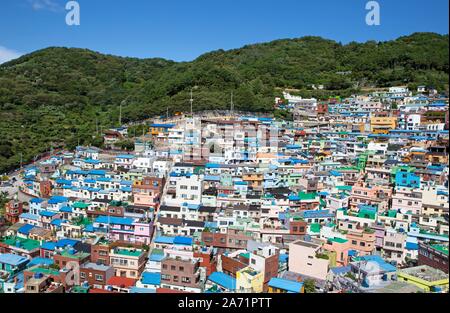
[[107, 276, 137, 288]]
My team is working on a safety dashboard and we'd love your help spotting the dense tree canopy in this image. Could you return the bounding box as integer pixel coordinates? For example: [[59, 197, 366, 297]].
[[0, 32, 448, 173]]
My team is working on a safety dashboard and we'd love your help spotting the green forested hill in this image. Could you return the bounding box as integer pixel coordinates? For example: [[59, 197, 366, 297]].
[[0, 32, 448, 173]]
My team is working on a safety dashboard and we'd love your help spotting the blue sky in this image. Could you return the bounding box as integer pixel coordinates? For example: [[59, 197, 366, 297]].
[[0, 0, 448, 63]]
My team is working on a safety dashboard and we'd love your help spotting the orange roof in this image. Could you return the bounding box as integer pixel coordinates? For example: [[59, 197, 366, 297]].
[[107, 276, 137, 288]]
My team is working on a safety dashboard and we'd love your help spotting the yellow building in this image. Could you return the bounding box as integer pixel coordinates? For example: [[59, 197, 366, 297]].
[[370, 117, 397, 134], [148, 123, 175, 136], [236, 266, 264, 293], [398, 265, 449, 293]]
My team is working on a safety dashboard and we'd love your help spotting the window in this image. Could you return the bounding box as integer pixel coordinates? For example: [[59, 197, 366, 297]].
[[95, 274, 103, 282], [80, 272, 86, 279], [161, 274, 171, 281]]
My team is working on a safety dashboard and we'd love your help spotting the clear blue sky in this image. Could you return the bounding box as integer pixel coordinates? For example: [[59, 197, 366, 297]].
[[0, 0, 448, 63]]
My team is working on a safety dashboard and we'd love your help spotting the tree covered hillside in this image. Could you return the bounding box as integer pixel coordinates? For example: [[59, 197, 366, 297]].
[[0, 32, 448, 173]]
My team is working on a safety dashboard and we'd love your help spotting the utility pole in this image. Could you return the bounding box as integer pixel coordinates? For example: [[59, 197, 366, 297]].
[[230, 91, 234, 115], [20, 153, 23, 170], [190, 88, 194, 116], [96, 118, 99, 135], [119, 102, 123, 126]]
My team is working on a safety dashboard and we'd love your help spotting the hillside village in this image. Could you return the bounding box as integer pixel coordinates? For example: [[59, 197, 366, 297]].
[[0, 85, 448, 294]]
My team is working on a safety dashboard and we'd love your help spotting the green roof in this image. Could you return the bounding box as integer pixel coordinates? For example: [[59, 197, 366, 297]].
[[74, 217, 92, 227], [60, 251, 90, 259], [357, 209, 376, 220], [336, 186, 352, 191], [328, 237, 348, 244], [240, 253, 250, 259], [387, 210, 397, 218], [298, 192, 317, 201], [432, 245, 449, 256], [114, 248, 143, 257], [310, 223, 321, 233], [73, 202, 90, 209], [1, 236, 40, 251], [337, 166, 359, 171], [29, 266, 60, 276], [71, 286, 89, 293]]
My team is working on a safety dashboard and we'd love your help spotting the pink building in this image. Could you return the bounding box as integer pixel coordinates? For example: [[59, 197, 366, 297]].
[[349, 182, 392, 212], [392, 187, 422, 215], [133, 176, 165, 208], [323, 237, 351, 266]]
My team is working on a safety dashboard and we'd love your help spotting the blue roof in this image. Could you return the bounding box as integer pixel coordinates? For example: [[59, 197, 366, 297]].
[[0, 254, 29, 266], [84, 224, 95, 232], [84, 159, 101, 164], [56, 179, 72, 185], [30, 198, 44, 204], [28, 257, 54, 267], [40, 210, 57, 217], [357, 255, 397, 272], [130, 287, 156, 293], [303, 209, 333, 219], [116, 155, 135, 159], [279, 254, 289, 263], [88, 170, 107, 176], [154, 236, 175, 244], [174, 236, 193, 246], [141, 272, 161, 285], [48, 196, 68, 204], [204, 175, 221, 181], [51, 219, 65, 227], [331, 266, 352, 275], [208, 272, 236, 290], [330, 170, 343, 177], [150, 253, 165, 262], [60, 206, 73, 213], [41, 238, 79, 251], [405, 242, 419, 250], [95, 215, 134, 226], [268, 278, 303, 293], [150, 123, 176, 128], [40, 242, 57, 251], [205, 163, 221, 168], [18, 224, 36, 235], [19, 213, 40, 221]]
